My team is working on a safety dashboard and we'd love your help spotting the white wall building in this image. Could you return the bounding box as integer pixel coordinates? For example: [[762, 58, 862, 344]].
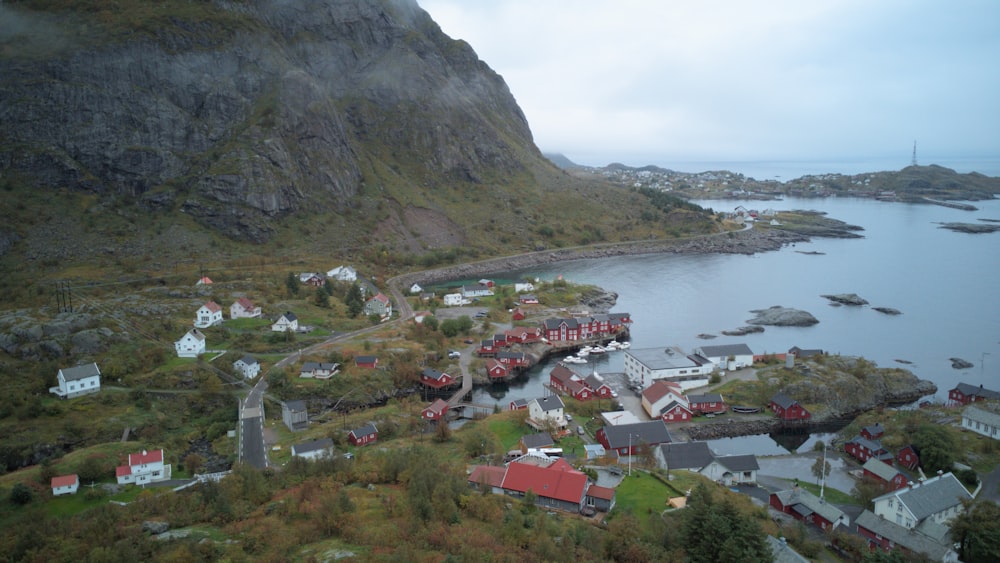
[[623, 346, 714, 390], [50, 362, 102, 399], [116, 449, 171, 486], [962, 405, 1000, 440], [194, 301, 224, 328], [233, 355, 260, 379], [443, 293, 468, 306], [693, 343, 754, 370], [272, 312, 298, 332], [175, 329, 206, 358], [291, 438, 335, 461], [871, 472, 972, 530]]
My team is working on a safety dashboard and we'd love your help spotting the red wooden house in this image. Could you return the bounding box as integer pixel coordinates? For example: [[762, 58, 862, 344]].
[[492, 333, 509, 348], [549, 364, 593, 401], [505, 326, 542, 344], [860, 423, 885, 440], [896, 445, 920, 470], [861, 458, 908, 491], [486, 359, 508, 381], [948, 382, 1000, 406], [845, 435, 893, 463], [686, 393, 728, 415], [509, 398, 529, 410], [769, 392, 811, 421], [496, 351, 527, 368], [420, 368, 456, 389], [422, 399, 449, 421], [519, 294, 539, 305], [511, 308, 526, 321], [542, 318, 582, 342], [302, 273, 325, 287], [769, 487, 848, 532], [355, 355, 378, 369], [659, 400, 693, 423], [477, 338, 497, 357], [348, 422, 378, 446], [584, 372, 614, 398]]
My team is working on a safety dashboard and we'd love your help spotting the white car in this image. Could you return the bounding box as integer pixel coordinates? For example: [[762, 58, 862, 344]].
[[448, 350, 461, 359]]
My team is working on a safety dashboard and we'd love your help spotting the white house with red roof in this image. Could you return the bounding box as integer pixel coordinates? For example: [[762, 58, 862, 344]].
[[641, 380, 686, 418], [175, 328, 206, 358], [230, 297, 261, 319], [194, 301, 224, 328], [116, 449, 171, 486], [51, 474, 79, 496]]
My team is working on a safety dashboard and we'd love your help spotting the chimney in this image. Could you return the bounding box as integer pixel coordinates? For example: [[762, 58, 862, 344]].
[[142, 449, 147, 456], [937, 470, 943, 476]]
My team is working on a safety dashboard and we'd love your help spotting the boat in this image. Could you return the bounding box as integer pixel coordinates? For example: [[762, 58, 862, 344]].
[[731, 405, 761, 414], [575, 349, 590, 357], [563, 356, 587, 364], [589, 345, 607, 354]]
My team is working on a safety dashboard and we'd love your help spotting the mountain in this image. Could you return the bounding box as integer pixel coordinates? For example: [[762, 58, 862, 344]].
[[1, 0, 709, 262]]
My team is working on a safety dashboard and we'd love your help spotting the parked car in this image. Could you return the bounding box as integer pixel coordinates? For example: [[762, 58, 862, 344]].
[[448, 350, 461, 359], [565, 414, 573, 422], [577, 426, 585, 435]]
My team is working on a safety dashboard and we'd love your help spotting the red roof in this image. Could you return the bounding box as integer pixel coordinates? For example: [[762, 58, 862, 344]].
[[116, 465, 132, 477], [203, 301, 222, 312], [197, 276, 213, 284], [587, 484, 615, 500], [423, 399, 449, 416], [641, 380, 683, 404], [469, 465, 506, 488], [128, 449, 164, 466], [501, 461, 588, 504], [236, 297, 255, 309], [51, 474, 78, 488]]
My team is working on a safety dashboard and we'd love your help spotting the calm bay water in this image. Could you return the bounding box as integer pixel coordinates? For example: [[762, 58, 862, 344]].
[[470, 196, 1000, 452]]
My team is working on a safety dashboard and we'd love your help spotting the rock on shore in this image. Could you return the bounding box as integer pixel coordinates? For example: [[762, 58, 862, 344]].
[[747, 306, 819, 327], [822, 293, 869, 306]]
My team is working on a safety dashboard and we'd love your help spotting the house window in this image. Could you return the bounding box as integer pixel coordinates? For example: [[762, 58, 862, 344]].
[[888, 499, 893, 509]]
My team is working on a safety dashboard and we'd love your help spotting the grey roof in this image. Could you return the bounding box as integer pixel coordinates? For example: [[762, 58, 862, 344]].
[[789, 346, 823, 357], [355, 355, 377, 364], [284, 400, 307, 413], [496, 351, 525, 360], [301, 361, 337, 371], [770, 392, 798, 409], [658, 442, 714, 470], [602, 420, 673, 449], [60, 362, 100, 381], [773, 487, 847, 526], [186, 328, 205, 341], [237, 355, 258, 366], [873, 472, 972, 521], [627, 346, 706, 370], [659, 400, 690, 415], [847, 435, 888, 454], [520, 433, 555, 449], [952, 382, 1000, 400], [687, 393, 723, 404], [855, 511, 953, 561], [862, 423, 884, 436], [543, 317, 580, 330], [963, 405, 1000, 428], [421, 368, 449, 382], [351, 422, 378, 438], [862, 458, 902, 483], [534, 395, 565, 412], [292, 438, 334, 455], [714, 454, 760, 472], [766, 536, 810, 563], [697, 343, 754, 357], [280, 311, 297, 321], [510, 398, 530, 408]]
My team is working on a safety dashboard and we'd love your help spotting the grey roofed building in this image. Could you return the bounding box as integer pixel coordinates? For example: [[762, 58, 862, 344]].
[[873, 472, 972, 522], [534, 395, 565, 412], [686, 392, 724, 404], [962, 405, 1000, 438], [657, 441, 714, 470], [772, 487, 849, 529], [292, 438, 334, 457], [520, 433, 555, 450], [602, 420, 673, 450], [952, 382, 1000, 400], [696, 343, 754, 358], [282, 400, 308, 432], [60, 363, 101, 381], [627, 346, 707, 370], [788, 346, 823, 357], [862, 458, 903, 483], [767, 536, 810, 563], [855, 510, 955, 561], [714, 454, 760, 472], [770, 392, 797, 409]]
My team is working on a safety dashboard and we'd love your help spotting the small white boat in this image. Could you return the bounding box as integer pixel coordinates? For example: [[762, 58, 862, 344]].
[[605, 341, 622, 350], [563, 356, 587, 364], [589, 345, 607, 354], [575, 349, 590, 357]]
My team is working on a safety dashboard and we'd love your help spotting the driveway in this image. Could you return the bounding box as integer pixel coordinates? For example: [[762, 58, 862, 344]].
[[757, 451, 856, 494]]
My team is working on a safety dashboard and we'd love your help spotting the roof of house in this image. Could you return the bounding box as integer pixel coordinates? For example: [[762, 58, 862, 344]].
[[278, 311, 297, 321], [487, 359, 506, 371], [424, 399, 449, 416], [196, 276, 213, 284], [587, 484, 616, 501], [284, 400, 307, 413], [301, 361, 337, 372], [770, 392, 798, 409], [855, 511, 953, 561], [355, 355, 377, 364], [496, 351, 525, 360], [772, 487, 846, 525], [521, 433, 555, 449], [501, 461, 588, 504], [963, 405, 1000, 427], [235, 297, 256, 309], [658, 441, 714, 470], [627, 346, 707, 370], [367, 292, 390, 304], [60, 362, 101, 381], [873, 472, 972, 521], [847, 435, 888, 454], [602, 420, 674, 449], [201, 301, 222, 312], [767, 536, 811, 563], [510, 398, 530, 408], [714, 454, 760, 472], [543, 317, 579, 330], [952, 382, 1000, 399], [862, 458, 902, 482], [789, 346, 823, 357], [237, 355, 258, 366], [641, 380, 683, 404], [862, 422, 884, 435], [421, 368, 451, 382], [51, 474, 78, 488], [469, 465, 506, 488], [697, 343, 754, 357], [292, 438, 334, 455], [659, 400, 692, 416], [351, 422, 378, 438], [127, 449, 164, 466], [532, 395, 565, 412], [686, 393, 724, 404], [185, 328, 205, 341]]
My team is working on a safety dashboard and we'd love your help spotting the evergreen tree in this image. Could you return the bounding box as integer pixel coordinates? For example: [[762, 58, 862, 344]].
[[344, 283, 364, 317], [285, 272, 300, 297], [315, 287, 330, 308], [950, 498, 1000, 563]]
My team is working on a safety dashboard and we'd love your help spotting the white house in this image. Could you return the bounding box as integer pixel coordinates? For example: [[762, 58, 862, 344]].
[[624, 346, 714, 390], [443, 293, 468, 306], [326, 265, 357, 282], [640, 380, 687, 419], [233, 355, 260, 379], [527, 395, 567, 430], [962, 405, 1000, 440], [514, 282, 535, 293], [299, 362, 340, 379], [272, 311, 298, 332], [194, 301, 224, 328], [461, 285, 494, 299], [175, 328, 206, 358], [291, 438, 335, 461], [116, 449, 171, 485], [50, 362, 102, 399], [701, 455, 759, 486], [871, 472, 972, 530], [693, 343, 755, 371], [363, 292, 392, 318], [230, 297, 261, 319], [409, 283, 423, 294], [51, 474, 79, 496]]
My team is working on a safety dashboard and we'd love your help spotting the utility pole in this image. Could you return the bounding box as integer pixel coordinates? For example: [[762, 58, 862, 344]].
[[820, 442, 827, 501], [911, 140, 918, 166]]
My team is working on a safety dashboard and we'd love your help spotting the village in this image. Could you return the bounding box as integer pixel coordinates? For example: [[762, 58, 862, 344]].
[[29, 265, 1000, 562]]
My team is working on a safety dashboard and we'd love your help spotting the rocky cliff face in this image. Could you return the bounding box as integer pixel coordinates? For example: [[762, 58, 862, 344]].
[[0, 0, 537, 242]]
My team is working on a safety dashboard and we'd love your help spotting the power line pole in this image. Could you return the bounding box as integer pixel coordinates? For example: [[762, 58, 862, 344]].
[[911, 140, 917, 166], [55, 281, 73, 313]]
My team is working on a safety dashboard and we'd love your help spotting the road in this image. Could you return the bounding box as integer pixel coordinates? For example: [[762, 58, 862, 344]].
[[239, 376, 269, 469]]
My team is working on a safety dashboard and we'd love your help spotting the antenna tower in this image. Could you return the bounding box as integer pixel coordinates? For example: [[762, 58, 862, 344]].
[[911, 141, 917, 166]]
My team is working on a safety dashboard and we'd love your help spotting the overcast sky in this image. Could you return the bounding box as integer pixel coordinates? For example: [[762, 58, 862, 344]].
[[420, 0, 1000, 176]]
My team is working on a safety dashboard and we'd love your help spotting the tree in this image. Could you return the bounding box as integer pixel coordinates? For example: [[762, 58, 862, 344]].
[[285, 272, 300, 297], [422, 315, 439, 331], [433, 421, 452, 443], [811, 455, 832, 486], [315, 287, 330, 308], [344, 283, 364, 318], [9, 482, 33, 505], [851, 478, 884, 511], [912, 424, 954, 474], [679, 483, 770, 563], [950, 498, 1000, 563]]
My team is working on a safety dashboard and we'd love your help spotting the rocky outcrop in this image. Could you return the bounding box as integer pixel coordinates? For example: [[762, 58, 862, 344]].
[[746, 306, 819, 327], [950, 358, 974, 369], [873, 307, 901, 315], [722, 326, 765, 336], [821, 293, 869, 306], [938, 222, 1000, 234]]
